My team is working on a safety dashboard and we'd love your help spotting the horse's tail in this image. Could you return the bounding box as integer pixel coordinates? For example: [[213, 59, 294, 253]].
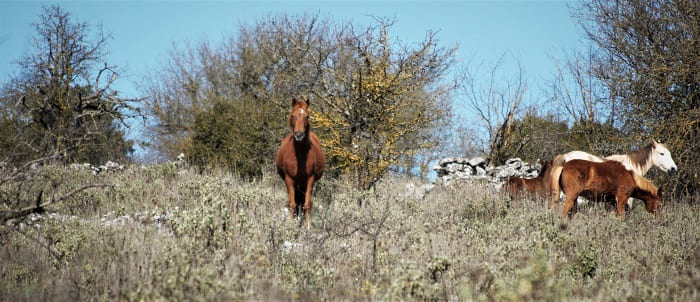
[[556, 166, 565, 193], [548, 164, 565, 209], [550, 154, 568, 196], [552, 154, 567, 167]]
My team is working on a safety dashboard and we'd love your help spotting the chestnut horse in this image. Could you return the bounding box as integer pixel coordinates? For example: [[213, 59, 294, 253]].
[[558, 160, 662, 222], [276, 98, 325, 229], [507, 160, 553, 202], [549, 140, 676, 209]]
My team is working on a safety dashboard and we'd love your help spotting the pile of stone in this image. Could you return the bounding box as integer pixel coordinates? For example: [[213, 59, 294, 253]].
[[433, 157, 541, 184], [70, 160, 125, 175]]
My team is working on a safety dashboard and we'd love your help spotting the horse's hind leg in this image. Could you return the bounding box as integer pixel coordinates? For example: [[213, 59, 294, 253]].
[[561, 192, 579, 222]]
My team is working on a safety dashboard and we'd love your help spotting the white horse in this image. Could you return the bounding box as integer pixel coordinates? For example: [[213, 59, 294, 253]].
[[605, 141, 677, 175], [549, 140, 677, 209]]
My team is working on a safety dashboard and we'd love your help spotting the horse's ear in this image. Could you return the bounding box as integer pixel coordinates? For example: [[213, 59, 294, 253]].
[[658, 187, 663, 197], [652, 139, 659, 147], [305, 98, 310, 106]]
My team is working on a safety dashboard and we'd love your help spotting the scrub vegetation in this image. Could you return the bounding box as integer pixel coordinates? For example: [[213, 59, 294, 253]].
[[1, 163, 697, 301]]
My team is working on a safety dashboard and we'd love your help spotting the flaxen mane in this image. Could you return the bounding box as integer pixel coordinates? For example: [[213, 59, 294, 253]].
[[632, 172, 658, 196]]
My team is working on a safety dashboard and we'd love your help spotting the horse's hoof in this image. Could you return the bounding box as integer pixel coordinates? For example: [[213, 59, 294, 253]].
[[558, 220, 569, 230]]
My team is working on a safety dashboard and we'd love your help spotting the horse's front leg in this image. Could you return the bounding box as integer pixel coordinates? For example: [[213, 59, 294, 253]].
[[284, 175, 297, 222], [616, 192, 629, 221], [303, 176, 316, 230]]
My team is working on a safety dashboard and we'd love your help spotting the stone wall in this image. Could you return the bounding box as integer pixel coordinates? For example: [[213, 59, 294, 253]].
[[433, 157, 541, 184]]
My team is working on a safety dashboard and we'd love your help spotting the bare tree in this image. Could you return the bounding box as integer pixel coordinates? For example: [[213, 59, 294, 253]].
[[457, 54, 528, 165], [549, 49, 603, 124], [0, 5, 140, 165], [547, 48, 622, 154]]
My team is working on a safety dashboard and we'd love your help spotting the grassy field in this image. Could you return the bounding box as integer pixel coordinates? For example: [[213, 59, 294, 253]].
[[1, 163, 698, 301]]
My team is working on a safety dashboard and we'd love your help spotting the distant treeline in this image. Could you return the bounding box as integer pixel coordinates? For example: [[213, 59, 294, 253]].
[[1, 1, 697, 195]]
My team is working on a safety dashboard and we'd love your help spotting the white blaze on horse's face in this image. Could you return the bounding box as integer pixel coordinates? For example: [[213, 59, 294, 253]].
[[652, 142, 677, 174], [292, 105, 309, 142]]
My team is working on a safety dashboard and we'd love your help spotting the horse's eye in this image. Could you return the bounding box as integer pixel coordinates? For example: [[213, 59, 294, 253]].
[[660, 153, 665, 156]]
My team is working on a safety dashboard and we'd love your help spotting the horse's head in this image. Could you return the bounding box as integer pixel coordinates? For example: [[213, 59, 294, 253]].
[[644, 186, 663, 216], [541, 160, 552, 173], [289, 98, 310, 142], [651, 140, 677, 174], [537, 160, 553, 178]]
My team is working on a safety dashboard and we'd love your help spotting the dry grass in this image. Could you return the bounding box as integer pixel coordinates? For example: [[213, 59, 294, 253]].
[[1, 163, 698, 301]]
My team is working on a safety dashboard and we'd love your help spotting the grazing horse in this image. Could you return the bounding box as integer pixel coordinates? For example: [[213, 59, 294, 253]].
[[558, 160, 662, 222], [507, 160, 553, 202], [549, 140, 677, 209], [276, 98, 325, 229]]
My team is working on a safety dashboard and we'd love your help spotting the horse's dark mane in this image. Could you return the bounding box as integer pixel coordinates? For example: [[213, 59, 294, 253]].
[[627, 143, 654, 170], [537, 160, 552, 178]]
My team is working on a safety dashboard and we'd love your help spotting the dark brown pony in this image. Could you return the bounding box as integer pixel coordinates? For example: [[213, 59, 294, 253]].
[[558, 160, 662, 222], [507, 160, 553, 202], [276, 98, 326, 229]]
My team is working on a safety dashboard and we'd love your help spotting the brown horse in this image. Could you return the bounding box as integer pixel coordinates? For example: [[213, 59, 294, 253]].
[[558, 160, 662, 222], [548, 141, 677, 209], [275, 98, 326, 229], [507, 160, 553, 202]]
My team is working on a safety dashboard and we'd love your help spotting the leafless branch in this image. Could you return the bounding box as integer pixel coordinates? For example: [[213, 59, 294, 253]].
[[0, 183, 113, 224]]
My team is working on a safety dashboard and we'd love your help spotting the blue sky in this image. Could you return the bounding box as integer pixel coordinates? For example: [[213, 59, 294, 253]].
[[0, 0, 584, 158]]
